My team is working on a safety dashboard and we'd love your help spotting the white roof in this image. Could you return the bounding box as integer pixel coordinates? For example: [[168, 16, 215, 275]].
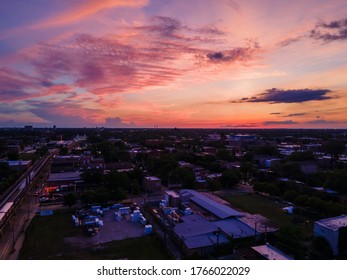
[[180, 189, 243, 219], [252, 244, 293, 260], [315, 214, 347, 231], [145, 176, 160, 181]]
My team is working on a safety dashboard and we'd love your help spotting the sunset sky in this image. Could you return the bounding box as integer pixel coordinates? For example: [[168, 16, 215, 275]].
[[1, 0, 347, 128]]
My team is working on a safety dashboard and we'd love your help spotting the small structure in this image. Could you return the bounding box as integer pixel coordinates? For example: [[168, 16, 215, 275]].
[[164, 191, 181, 207], [143, 176, 162, 193]]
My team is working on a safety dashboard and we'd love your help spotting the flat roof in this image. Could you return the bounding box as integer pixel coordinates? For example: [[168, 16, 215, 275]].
[[315, 214, 347, 231], [175, 214, 218, 237], [252, 244, 293, 260], [213, 218, 254, 239], [0, 160, 31, 166], [181, 189, 243, 219], [48, 171, 82, 182], [165, 190, 180, 198], [183, 233, 229, 249], [144, 176, 160, 181]]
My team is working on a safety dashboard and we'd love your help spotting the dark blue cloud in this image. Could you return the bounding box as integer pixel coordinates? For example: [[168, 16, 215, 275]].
[[104, 117, 137, 128], [206, 41, 259, 63], [305, 119, 347, 125], [310, 18, 347, 42], [263, 120, 298, 126], [283, 113, 306, 117], [239, 88, 332, 104]]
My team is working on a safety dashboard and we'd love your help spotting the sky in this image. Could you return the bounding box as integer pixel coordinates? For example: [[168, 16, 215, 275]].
[[1, 0, 347, 129]]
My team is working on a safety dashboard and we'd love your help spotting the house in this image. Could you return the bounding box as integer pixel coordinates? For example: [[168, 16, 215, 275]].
[[104, 162, 135, 173], [206, 134, 221, 141], [314, 214, 347, 256]]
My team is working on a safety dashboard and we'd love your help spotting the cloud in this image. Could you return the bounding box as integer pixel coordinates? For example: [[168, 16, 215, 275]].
[[135, 15, 226, 41], [223, 0, 241, 12], [310, 18, 347, 42], [283, 113, 306, 117], [0, 120, 52, 128], [278, 36, 303, 47], [270, 112, 281, 115], [104, 117, 137, 128], [205, 40, 260, 64], [237, 88, 332, 104], [0, 67, 59, 101], [3, 15, 261, 128], [23, 17, 260, 97], [305, 119, 347, 125], [26, 99, 104, 127], [31, 0, 149, 29], [263, 120, 298, 126], [220, 123, 259, 128]]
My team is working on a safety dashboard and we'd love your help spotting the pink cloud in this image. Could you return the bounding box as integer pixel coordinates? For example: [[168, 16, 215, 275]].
[[24, 17, 260, 97], [0, 67, 60, 101], [30, 0, 149, 29]]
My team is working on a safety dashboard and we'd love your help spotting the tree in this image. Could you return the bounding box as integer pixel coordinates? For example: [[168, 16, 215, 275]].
[[64, 193, 77, 208], [322, 141, 345, 162], [7, 151, 19, 160], [310, 236, 333, 259], [221, 170, 239, 189], [326, 169, 347, 194], [264, 183, 281, 196], [59, 146, 69, 155], [240, 162, 254, 181], [104, 170, 130, 192], [207, 179, 221, 193], [174, 167, 196, 189], [282, 190, 299, 202]]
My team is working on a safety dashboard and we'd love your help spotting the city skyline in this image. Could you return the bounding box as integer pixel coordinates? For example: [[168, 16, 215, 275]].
[[1, 0, 347, 128]]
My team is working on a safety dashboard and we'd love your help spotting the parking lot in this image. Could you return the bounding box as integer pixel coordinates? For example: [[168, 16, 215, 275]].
[[64, 207, 146, 250]]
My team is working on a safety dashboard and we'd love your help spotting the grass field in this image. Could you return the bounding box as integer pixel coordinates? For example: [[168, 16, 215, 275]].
[[223, 194, 313, 236], [19, 211, 171, 260]]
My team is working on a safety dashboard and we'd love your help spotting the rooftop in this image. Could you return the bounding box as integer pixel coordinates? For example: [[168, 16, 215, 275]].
[[315, 214, 347, 231], [47, 171, 82, 182], [252, 244, 293, 260], [165, 190, 180, 198], [0, 160, 31, 166], [181, 189, 243, 219], [144, 176, 161, 181], [175, 213, 218, 237]]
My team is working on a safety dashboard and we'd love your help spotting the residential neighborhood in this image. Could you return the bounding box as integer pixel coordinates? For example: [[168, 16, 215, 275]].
[[1, 127, 347, 260]]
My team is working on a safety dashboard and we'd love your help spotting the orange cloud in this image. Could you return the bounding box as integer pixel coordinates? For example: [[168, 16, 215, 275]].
[[32, 0, 149, 29]]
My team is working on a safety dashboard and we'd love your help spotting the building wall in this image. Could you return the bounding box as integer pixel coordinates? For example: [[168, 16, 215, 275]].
[[314, 223, 340, 255], [143, 177, 161, 193]]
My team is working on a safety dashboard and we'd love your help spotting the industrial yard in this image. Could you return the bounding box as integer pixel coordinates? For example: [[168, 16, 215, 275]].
[[19, 206, 170, 260]]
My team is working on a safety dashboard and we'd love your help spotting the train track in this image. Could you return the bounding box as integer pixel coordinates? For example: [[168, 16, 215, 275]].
[[0, 153, 53, 230]]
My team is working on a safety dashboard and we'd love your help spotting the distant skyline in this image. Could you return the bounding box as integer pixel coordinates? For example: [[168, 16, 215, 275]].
[[1, 0, 347, 128]]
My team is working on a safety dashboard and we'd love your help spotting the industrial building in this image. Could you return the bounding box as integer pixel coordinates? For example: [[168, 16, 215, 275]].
[[168, 189, 274, 257], [314, 214, 347, 256]]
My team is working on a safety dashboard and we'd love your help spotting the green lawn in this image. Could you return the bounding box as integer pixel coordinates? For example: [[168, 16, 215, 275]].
[[19, 211, 171, 260], [223, 194, 313, 236], [53, 236, 172, 260]]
